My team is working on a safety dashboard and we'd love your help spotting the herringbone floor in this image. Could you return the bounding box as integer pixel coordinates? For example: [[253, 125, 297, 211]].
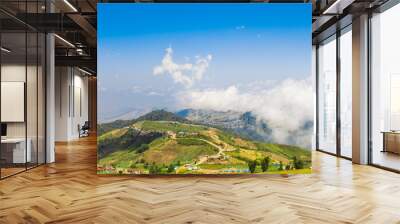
[[1, 137, 400, 224]]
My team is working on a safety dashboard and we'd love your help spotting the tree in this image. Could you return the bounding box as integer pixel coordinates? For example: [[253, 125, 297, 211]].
[[278, 161, 283, 171], [248, 160, 257, 173], [261, 156, 270, 172], [167, 164, 175, 173], [293, 156, 304, 169], [149, 163, 160, 174]]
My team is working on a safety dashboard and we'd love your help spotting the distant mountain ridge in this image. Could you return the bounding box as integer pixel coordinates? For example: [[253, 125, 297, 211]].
[[176, 109, 273, 142], [98, 110, 190, 136], [99, 109, 312, 148], [136, 109, 189, 123]]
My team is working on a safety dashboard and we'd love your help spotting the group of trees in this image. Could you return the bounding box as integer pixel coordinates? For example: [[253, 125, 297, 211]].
[[149, 163, 162, 174], [246, 156, 306, 173], [142, 160, 181, 174], [247, 157, 271, 173], [292, 156, 305, 169]]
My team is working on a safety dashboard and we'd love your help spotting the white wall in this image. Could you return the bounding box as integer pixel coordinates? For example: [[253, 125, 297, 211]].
[[1, 65, 37, 138], [55, 67, 89, 141], [1, 63, 46, 164]]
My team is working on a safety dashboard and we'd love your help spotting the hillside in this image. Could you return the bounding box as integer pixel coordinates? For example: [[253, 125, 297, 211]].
[[98, 109, 190, 136], [97, 113, 311, 174]]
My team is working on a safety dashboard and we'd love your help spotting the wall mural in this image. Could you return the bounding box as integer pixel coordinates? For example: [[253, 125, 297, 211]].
[[97, 3, 312, 175]]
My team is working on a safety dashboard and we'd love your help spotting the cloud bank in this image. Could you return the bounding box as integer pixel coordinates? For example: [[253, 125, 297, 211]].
[[153, 47, 212, 88], [178, 78, 314, 147]]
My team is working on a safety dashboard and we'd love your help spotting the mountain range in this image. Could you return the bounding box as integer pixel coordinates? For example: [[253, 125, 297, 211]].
[[99, 108, 313, 148], [176, 109, 273, 143]]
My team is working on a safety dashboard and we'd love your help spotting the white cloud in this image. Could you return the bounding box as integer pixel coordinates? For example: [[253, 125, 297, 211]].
[[236, 25, 246, 30], [148, 91, 163, 96], [178, 78, 314, 147], [153, 47, 212, 88]]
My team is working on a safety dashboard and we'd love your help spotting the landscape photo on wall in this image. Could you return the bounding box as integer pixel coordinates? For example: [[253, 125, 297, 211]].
[[97, 3, 313, 175]]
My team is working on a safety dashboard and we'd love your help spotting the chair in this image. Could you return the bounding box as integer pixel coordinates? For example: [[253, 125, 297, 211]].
[[79, 121, 90, 138]]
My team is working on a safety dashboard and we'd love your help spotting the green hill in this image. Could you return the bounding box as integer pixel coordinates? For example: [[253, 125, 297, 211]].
[[97, 118, 311, 175], [98, 109, 190, 136]]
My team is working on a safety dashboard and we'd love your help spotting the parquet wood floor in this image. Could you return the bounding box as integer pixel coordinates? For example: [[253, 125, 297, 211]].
[[1, 136, 400, 224]]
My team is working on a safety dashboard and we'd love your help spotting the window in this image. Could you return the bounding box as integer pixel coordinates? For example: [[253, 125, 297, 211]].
[[0, 2, 46, 179], [317, 35, 337, 154], [339, 27, 352, 158], [370, 2, 400, 171]]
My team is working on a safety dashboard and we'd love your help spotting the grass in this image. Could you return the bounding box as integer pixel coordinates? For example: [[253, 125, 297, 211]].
[[143, 139, 218, 165], [139, 121, 208, 133], [98, 128, 128, 142], [198, 164, 248, 170], [255, 142, 311, 161], [98, 149, 140, 168], [216, 131, 237, 146], [226, 149, 289, 164], [265, 168, 312, 174], [176, 138, 208, 146]]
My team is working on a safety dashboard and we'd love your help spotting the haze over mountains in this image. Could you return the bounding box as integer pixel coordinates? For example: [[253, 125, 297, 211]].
[[177, 109, 312, 148], [99, 108, 313, 149]]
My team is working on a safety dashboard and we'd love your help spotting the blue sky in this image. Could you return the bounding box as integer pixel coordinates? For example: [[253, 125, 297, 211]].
[[98, 3, 311, 122]]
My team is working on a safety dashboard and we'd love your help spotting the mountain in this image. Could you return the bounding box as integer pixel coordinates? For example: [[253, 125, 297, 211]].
[[97, 118, 311, 175], [100, 108, 150, 124], [98, 109, 190, 136], [98, 127, 162, 159], [136, 109, 189, 123], [176, 109, 273, 142]]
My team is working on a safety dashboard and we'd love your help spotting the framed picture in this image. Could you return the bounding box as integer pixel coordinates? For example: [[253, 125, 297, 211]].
[[97, 3, 312, 175]]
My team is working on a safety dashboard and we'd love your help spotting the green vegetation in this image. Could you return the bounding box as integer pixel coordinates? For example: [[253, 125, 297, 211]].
[[255, 142, 310, 161], [98, 120, 134, 136], [198, 164, 248, 170], [143, 139, 218, 165], [279, 161, 284, 170], [97, 112, 312, 175], [97, 127, 162, 159], [140, 120, 207, 133], [98, 149, 140, 168], [261, 156, 270, 172], [97, 109, 190, 136], [247, 160, 257, 173], [176, 138, 208, 146]]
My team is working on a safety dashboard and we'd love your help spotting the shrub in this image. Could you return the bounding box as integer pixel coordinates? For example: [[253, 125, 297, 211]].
[[167, 164, 175, 173], [293, 156, 304, 169], [247, 160, 257, 173], [149, 163, 161, 174], [261, 156, 270, 172]]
